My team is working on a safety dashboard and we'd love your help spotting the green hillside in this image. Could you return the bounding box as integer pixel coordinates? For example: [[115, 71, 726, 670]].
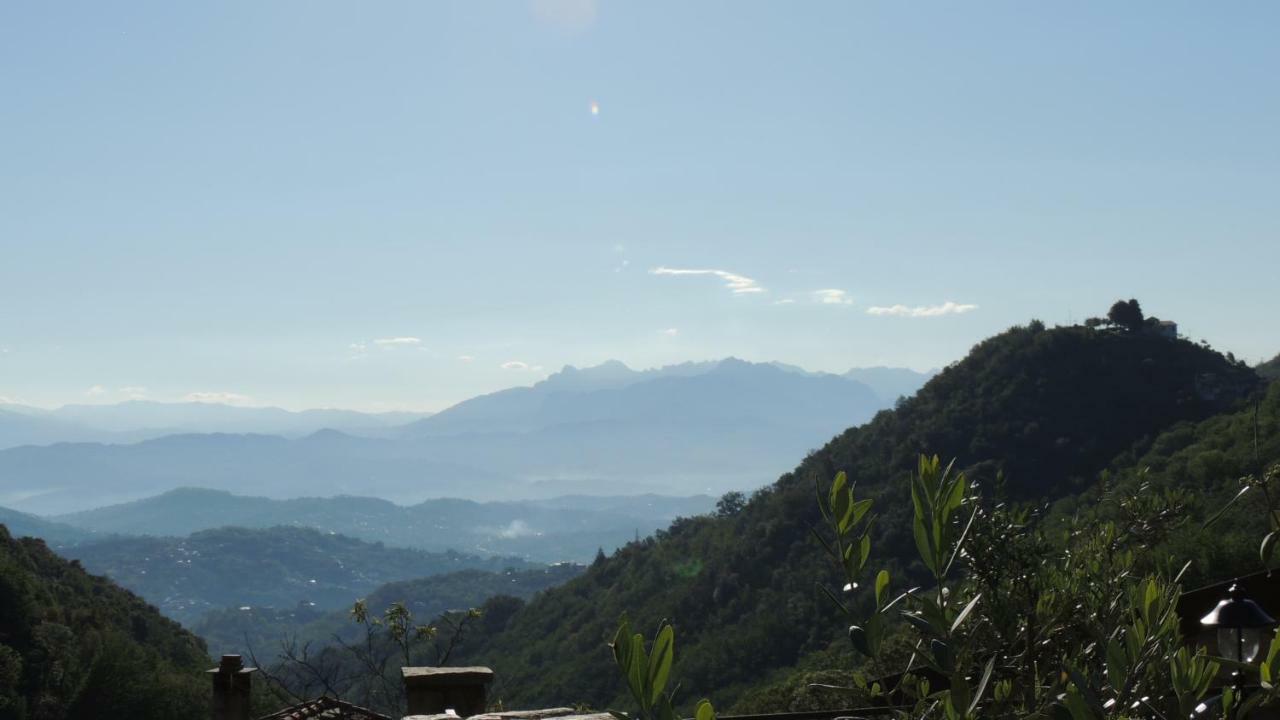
[[65, 526, 532, 625], [1055, 377, 1280, 587], [443, 323, 1261, 710], [0, 526, 209, 720]]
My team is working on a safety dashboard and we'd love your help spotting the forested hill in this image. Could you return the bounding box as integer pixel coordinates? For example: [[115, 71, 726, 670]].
[[0, 526, 210, 719], [195, 563, 584, 657], [446, 323, 1262, 711], [64, 526, 532, 625]]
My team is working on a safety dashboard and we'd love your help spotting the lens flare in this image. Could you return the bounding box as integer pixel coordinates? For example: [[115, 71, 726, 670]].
[[590, 100, 600, 116]]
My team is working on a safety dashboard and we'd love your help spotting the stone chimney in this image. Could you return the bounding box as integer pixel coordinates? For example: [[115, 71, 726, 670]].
[[402, 666, 494, 717], [209, 654, 256, 720]]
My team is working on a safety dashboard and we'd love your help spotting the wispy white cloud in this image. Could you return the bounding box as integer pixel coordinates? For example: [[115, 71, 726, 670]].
[[813, 289, 854, 305], [457, 355, 475, 363], [373, 337, 421, 347], [184, 391, 255, 406], [501, 360, 543, 372], [119, 386, 148, 400], [85, 385, 106, 397], [650, 266, 764, 294], [866, 301, 978, 318], [662, 328, 679, 337], [773, 298, 796, 305]]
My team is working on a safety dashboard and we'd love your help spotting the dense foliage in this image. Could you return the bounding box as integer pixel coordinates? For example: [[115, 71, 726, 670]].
[[0, 526, 209, 720], [443, 323, 1260, 711], [808, 455, 1240, 718], [1056, 379, 1280, 587], [65, 526, 530, 624]]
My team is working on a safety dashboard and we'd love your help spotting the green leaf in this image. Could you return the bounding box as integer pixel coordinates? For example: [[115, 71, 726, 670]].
[[1263, 530, 1279, 567], [848, 625, 871, 656], [1203, 485, 1251, 529], [695, 699, 716, 720], [902, 611, 937, 637], [912, 514, 937, 574], [647, 624, 674, 704], [653, 691, 675, 720], [943, 471, 965, 518], [969, 656, 995, 715], [947, 669, 969, 716], [950, 593, 981, 634], [612, 616, 633, 670], [931, 639, 954, 672], [814, 477, 831, 523], [1105, 638, 1126, 692], [809, 526, 836, 560], [874, 570, 890, 608], [851, 498, 873, 526], [627, 633, 647, 709], [830, 472, 851, 530], [1142, 578, 1158, 620]]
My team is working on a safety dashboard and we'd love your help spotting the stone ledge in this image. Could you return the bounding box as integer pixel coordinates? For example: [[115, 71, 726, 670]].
[[404, 711, 612, 720], [466, 709, 577, 720], [402, 667, 495, 686]]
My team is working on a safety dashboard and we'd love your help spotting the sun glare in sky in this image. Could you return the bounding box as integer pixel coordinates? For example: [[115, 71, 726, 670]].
[[590, 100, 600, 116]]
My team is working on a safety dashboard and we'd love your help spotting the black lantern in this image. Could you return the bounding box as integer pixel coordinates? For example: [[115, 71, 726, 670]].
[[1200, 583, 1277, 663]]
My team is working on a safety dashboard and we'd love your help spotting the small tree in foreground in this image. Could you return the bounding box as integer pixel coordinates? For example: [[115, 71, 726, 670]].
[[815, 454, 1280, 719], [250, 601, 481, 717], [608, 617, 715, 720]]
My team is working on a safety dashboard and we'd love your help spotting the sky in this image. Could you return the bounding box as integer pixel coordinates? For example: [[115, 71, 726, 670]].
[[1, 1, 1277, 412]]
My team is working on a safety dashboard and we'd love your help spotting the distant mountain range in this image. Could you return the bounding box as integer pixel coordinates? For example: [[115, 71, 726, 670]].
[[0, 504, 92, 546], [50, 488, 715, 562], [0, 359, 931, 515], [0, 400, 430, 449]]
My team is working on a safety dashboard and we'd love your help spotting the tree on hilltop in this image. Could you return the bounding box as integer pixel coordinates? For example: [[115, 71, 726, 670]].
[[1107, 298, 1145, 333]]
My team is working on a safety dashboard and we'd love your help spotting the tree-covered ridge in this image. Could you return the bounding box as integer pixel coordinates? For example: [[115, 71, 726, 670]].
[[442, 323, 1261, 711], [0, 509, 88, 550], [65, 526, 532, 625], [51, 489, 715, 563], [1259, 352, 1280, 381], [0, 525, 209, 720]]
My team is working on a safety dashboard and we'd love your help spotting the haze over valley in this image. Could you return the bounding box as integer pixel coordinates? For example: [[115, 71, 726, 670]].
[[0, 358, 931, 515]]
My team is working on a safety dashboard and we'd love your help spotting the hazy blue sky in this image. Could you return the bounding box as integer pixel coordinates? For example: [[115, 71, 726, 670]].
[[2, 2, 1277, 412]]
